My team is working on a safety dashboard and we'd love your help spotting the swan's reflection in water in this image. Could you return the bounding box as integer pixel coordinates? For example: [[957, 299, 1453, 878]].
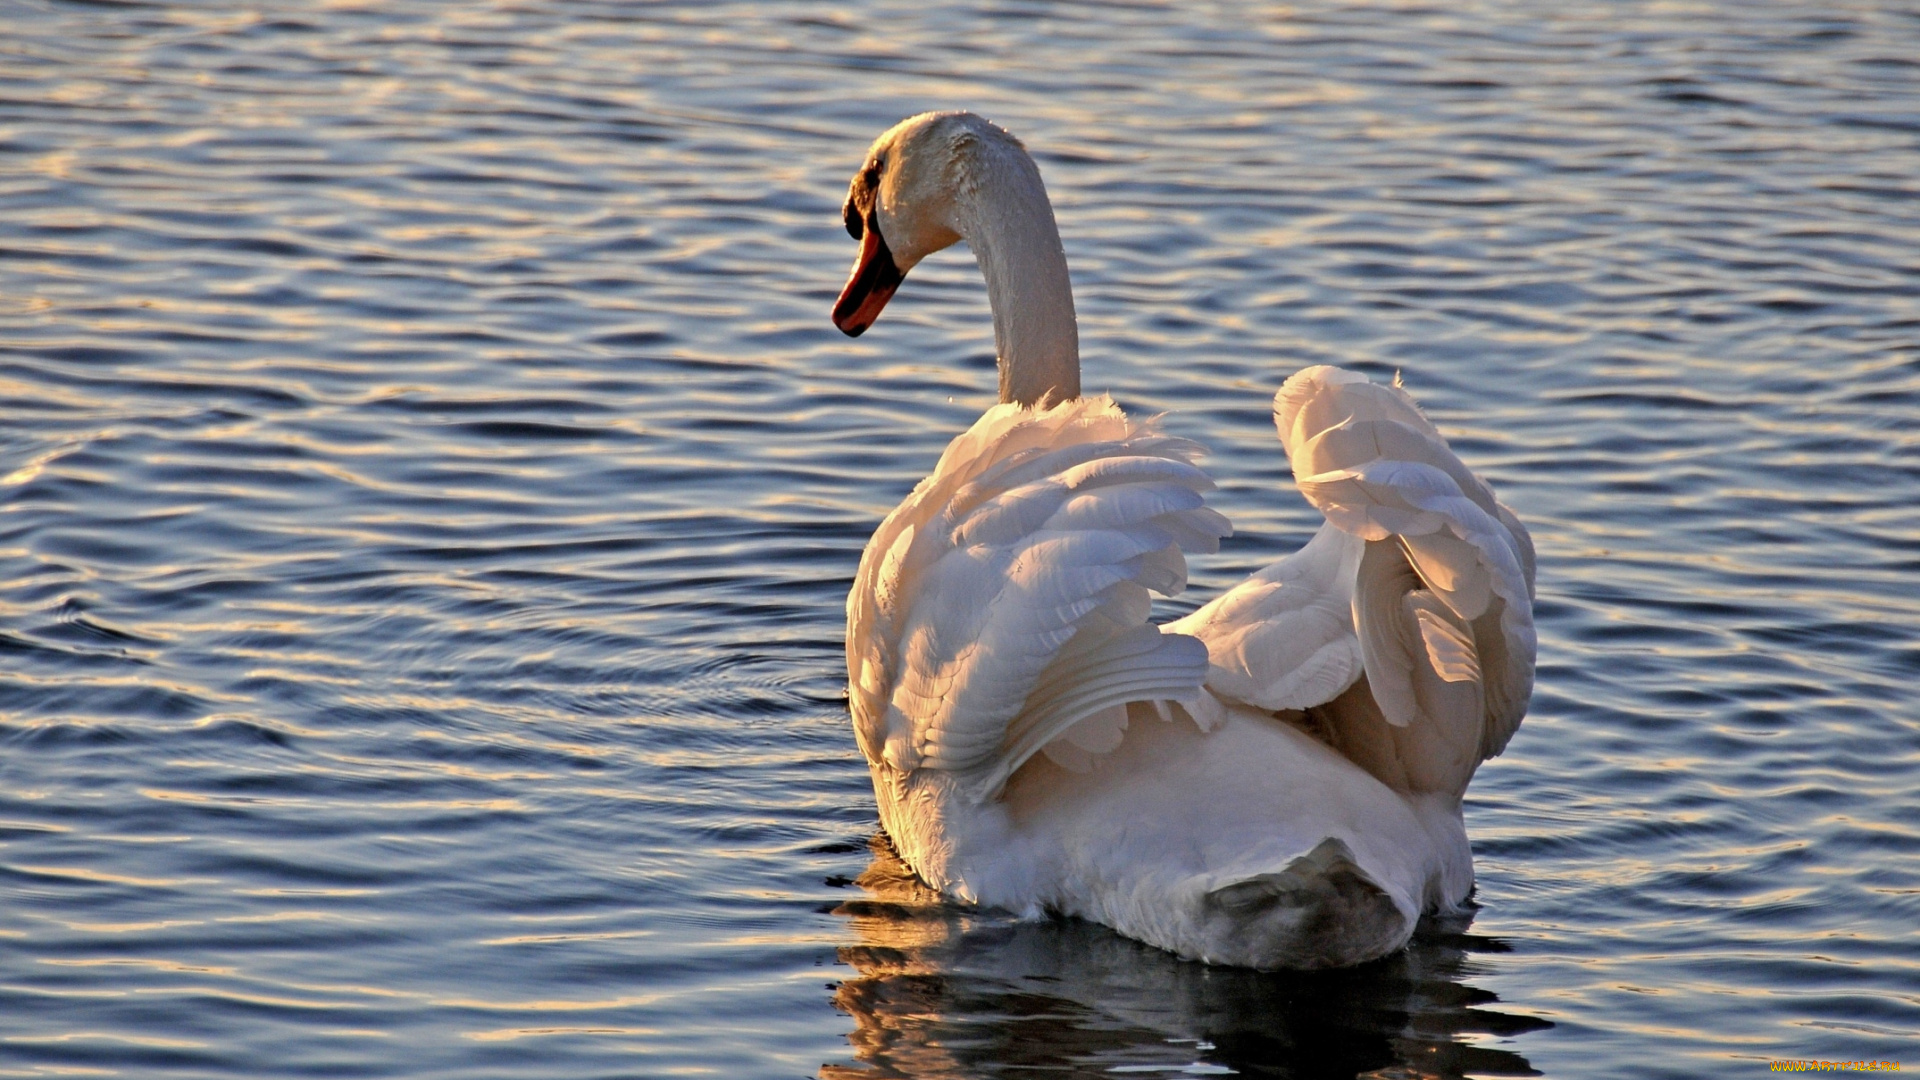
[[824, 836, 1547, 1080]]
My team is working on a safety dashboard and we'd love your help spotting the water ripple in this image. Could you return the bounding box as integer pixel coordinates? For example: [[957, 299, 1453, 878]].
[[0, 1, 1915, 1077]]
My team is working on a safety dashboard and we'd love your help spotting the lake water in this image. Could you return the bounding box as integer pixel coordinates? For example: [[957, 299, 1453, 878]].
[[1, 2, 1916, 1077]]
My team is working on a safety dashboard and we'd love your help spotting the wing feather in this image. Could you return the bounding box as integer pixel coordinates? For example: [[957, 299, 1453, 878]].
[[1280, 366, 1536, 795], [1167, 523, 1366, 713], [1174, 366, 1536, 798], [847, 396, 1230, 802]]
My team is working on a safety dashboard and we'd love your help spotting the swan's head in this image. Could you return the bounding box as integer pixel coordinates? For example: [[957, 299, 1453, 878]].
[[832, 111, 1024, 336]]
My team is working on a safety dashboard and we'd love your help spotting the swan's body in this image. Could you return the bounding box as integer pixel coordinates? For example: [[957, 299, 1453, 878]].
[[834, 112, 1535, 969]]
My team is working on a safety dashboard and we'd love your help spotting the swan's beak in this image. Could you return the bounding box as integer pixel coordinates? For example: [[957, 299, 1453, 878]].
[[833, 217, 905, 337]]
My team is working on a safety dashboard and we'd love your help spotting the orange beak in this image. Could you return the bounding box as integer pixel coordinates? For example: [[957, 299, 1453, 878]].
[[832, 216, 906, 337]]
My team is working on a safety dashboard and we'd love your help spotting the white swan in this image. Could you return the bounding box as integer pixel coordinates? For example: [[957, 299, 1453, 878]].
[[831, 112, 1536, 969]]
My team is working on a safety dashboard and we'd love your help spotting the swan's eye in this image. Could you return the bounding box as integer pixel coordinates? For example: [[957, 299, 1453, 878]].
[[844, 158, 884, 240]]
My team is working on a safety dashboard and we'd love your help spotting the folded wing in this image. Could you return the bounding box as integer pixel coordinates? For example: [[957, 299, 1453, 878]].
[[847, 396, 1233, 803]]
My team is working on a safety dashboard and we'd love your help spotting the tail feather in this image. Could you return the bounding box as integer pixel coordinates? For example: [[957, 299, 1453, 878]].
[[1199, 837, 1412, 969]]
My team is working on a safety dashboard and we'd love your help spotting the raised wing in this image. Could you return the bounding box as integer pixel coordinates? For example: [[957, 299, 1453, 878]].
[[1179, 366, 1536, 797], [848, 395, 1233, 803]]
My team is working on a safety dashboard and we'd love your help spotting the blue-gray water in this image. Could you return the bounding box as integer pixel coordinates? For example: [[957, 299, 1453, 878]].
[[1, 2, 1916, 1077]]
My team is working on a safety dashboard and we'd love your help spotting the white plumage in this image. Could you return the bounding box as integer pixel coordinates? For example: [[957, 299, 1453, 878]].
[[848, 397, 1228, 803], [833, 112, 1536, 969]]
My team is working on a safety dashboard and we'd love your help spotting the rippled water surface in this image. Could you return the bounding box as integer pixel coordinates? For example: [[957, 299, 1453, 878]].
[[2, 2, 1917, 1076]]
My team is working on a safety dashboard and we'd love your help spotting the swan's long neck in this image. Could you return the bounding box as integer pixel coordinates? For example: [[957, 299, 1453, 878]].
[[952, 151, 1080, 407]]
